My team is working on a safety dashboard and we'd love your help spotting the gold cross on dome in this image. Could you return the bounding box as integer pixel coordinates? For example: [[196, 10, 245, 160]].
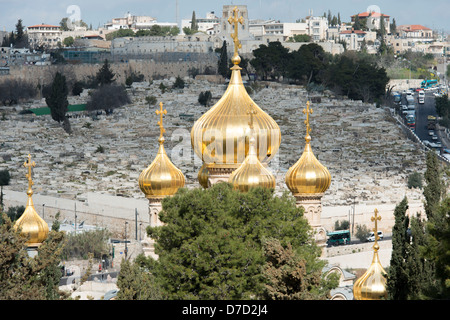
[[371, 208, 382, 242], [247, 104, 257, 130], [228, 6, 244, 61], [303, 101, 313, 136], [23, 154, 35, 191], [156, 102, 167, 139]]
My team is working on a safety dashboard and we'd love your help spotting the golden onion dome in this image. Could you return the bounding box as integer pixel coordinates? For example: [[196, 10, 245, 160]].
[[198, 163, 210, 189], [229, 108, 276, 192], [353, 209, 388, 300], [285, 102, 331, 194], [139, 103, 185, 199], [14, 155, 49, 247], [191, 7, 281, 171]]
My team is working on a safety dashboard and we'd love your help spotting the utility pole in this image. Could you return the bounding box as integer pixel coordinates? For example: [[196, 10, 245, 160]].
[[74, 202, 77, 235], [135, 208, 138, 241], [124, 223, 128, 259]]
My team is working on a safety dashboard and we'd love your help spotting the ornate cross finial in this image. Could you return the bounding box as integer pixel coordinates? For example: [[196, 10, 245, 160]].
[[156, 102, 167, 140], [303, 101, 313, 139], [23, 154, 35, 193], [371, 208, 382, 242], [227, 6, 244, 65], [247, 104, 257, 130]]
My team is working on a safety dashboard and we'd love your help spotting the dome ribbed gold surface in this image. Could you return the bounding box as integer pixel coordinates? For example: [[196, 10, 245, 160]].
[[191, 66, 281, 170], [228, 124, 276, 192], [14, 195, 49, 247], [191, 8, 280, 171], [14, 154, 49, 247], [285, 136, 331, 194], [353, 244, 388, 300], [353, 209, 387, 300], [139, 141, 185, 198], [139, 103, 185, 198], [285, 102, 331, 195]]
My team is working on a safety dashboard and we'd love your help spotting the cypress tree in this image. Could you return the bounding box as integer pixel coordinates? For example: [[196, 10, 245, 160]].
[[387, 197, 410, 300], [423, 151, 444, 221], [218, 40, 228, 78], [45, 72, 70, 133]]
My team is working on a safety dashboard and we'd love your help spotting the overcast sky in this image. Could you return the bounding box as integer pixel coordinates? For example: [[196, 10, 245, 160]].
[[1, 0, 449, 33]]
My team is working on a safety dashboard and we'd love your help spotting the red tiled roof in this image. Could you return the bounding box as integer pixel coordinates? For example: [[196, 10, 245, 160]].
[[27, 24, 60, 29], [352, 11, 390, 18], [398, 24, 431, 31]]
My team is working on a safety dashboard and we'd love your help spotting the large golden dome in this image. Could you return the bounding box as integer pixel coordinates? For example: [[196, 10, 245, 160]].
[[191, 7, 281, 172], [353, 209, 388, 300], [285, 102, 331, 195], [139, 103, 185, 199], [229, 109, 276, 192], [14, 155, 49, 247]]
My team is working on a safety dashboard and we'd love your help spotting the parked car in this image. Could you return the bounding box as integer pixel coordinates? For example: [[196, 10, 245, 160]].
[[367, 231, 384, 242]]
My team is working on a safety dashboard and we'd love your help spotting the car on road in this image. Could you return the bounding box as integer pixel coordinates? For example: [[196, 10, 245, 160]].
[[432, 134, 438, 140], [367, 231, 384, 242]]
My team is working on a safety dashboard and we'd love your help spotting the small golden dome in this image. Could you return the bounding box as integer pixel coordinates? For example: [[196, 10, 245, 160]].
[[139, 103, 185, 198], [285, 102, 331, 194], [353, 244, 388, 300], [353, 209, 387, 300], [198, 163, 210, 189], [14, 155, 49, 247], [229, 108, 276, 192], [191, 7, 281, 171]]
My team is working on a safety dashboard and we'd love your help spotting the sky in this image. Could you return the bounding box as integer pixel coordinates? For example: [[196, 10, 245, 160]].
[[0, 0, 449, 33]]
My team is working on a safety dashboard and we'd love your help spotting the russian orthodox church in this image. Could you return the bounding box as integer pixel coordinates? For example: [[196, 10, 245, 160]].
[[134, 6, 387, 300]]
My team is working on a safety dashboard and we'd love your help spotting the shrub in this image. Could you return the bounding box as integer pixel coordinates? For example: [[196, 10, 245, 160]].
[[408, 171, 423, 189], [86, 84, 130, 114], [355, 224, 370, 242]]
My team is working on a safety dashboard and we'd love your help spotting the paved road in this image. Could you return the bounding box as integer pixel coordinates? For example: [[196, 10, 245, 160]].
[[414, 90, 438, 143]]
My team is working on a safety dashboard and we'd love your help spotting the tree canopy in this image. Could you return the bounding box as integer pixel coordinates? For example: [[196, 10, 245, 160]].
[[145, 183, 335, 300]]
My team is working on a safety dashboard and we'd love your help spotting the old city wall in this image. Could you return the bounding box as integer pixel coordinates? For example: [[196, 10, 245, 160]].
[[4, 59, 218, 86]]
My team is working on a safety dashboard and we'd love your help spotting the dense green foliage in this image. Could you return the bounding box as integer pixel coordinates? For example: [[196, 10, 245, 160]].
[[106, 25, 180, 40], [61, 229, 111, 260], [116, 257, 164, 300], [388, 151, 449, 299], [0, 212, 67, 300], [407, 171, 423, 189], [145, 183, 335, 300], [435, 95, 450, 129], [249, 42, 389, 103]]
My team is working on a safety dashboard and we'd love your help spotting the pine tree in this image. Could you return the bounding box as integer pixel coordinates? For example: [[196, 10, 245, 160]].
[[116, 257, 163, 300], [0, 212, 67, 300], [146, 183, 330, 300], [96, 59, 115, 86], [387, 197, 410, 300], [262, 238, 338, 300]]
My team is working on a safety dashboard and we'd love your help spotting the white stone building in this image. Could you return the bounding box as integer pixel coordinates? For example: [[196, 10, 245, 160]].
[[26, 24, 62, 49]]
